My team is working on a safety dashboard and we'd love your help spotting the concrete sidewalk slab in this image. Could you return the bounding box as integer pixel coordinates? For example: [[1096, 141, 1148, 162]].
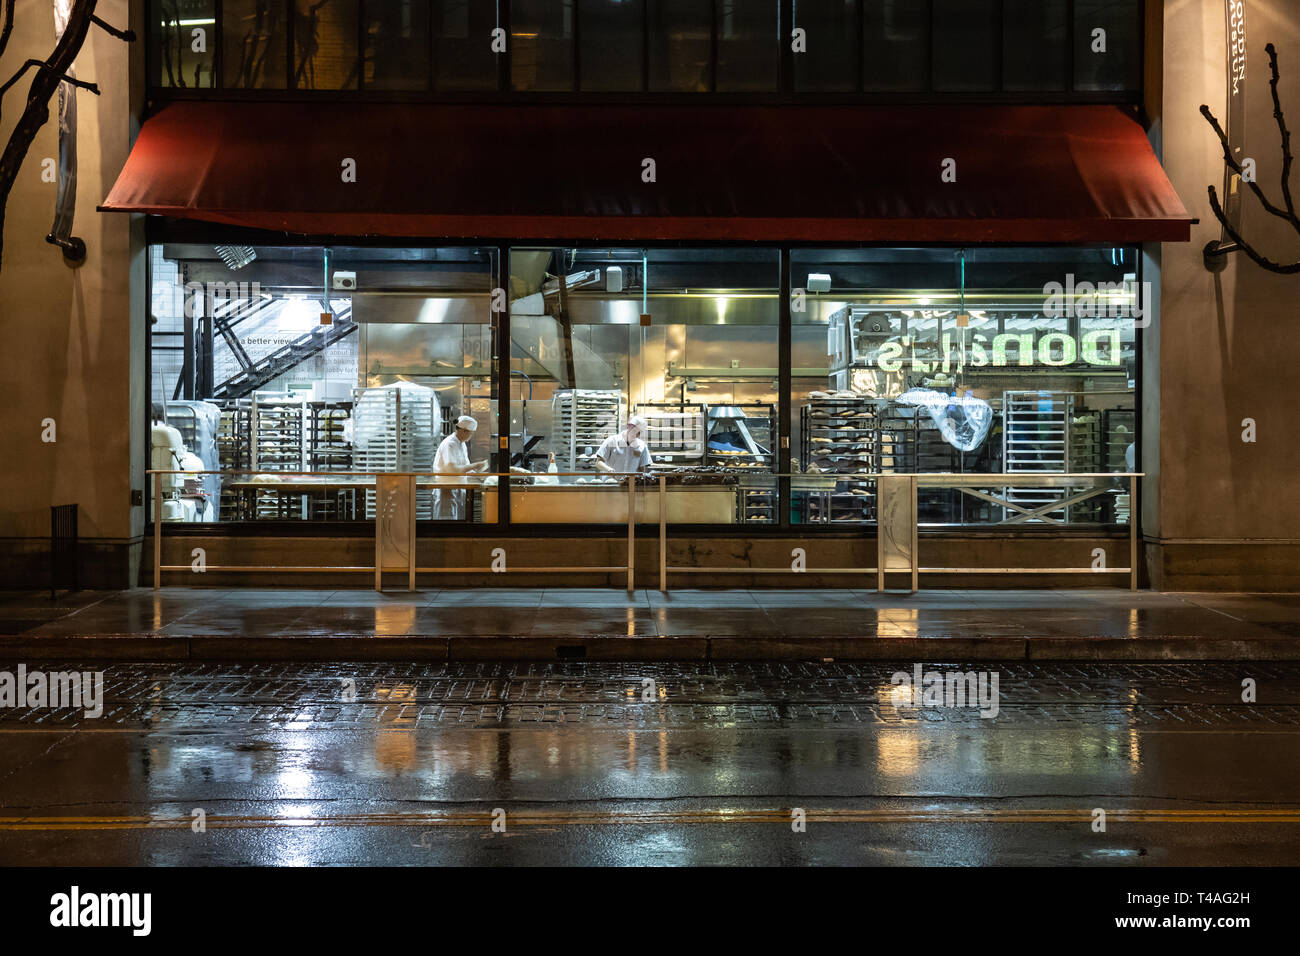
[[0, 588, 1298, 661]]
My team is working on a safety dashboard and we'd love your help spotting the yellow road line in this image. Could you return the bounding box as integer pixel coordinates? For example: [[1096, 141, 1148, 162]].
[[1, 808, 1298, 830]]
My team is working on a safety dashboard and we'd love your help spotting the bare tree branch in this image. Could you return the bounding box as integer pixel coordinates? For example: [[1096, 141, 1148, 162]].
[[0, 0, 16, 62], [1202, 42, 1300, 272], [1207, 184, 1300, 273], [0, 0, 133, 272], [1263, 43, 1299, 232], [0, 59, 100, 98]]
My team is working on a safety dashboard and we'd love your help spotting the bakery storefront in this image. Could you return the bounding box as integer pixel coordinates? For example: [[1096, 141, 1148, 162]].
[[104, 100, 1189, 588]]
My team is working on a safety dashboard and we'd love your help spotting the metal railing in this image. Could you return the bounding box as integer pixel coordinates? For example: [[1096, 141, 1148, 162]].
[[149, 470, 1141, 591], [148, 469, 641, 591], [657, 472, 1141, 591]]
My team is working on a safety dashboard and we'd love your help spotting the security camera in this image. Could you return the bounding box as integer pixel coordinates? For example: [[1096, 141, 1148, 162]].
[[332, 270, 357, 291]]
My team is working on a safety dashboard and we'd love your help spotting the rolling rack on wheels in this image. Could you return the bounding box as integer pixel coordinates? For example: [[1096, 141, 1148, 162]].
[[307, 400, 355, 519], [634, 401, 706, 467], [216, 399, 252, 520], [1001, 391, 1073, 522], [251, 391, 308, 519], [800, 398, 880, 524], [1068, 410, 1104, 522], [552, 388, 622, 472]]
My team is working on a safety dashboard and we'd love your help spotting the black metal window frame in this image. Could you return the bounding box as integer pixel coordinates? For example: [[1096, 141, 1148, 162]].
[[146, 0, 1144, 105], [143, 221, 1142, 541]]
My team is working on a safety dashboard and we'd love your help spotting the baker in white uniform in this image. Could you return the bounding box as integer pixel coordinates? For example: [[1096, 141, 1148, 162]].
[[434, 415, 488, 519], [594, 416, 653, 474]]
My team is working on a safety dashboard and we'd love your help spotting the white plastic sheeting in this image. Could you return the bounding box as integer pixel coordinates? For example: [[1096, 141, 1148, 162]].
[[896, 388, 994, 453]]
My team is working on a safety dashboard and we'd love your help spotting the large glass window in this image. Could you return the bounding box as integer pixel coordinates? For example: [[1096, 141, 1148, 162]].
[[1003, 0, 1068, 92], [148, 241, 1137, 533], [931, 0, 998, 92], [580, 0, 645, 92], [794, 0, 858, 92], [506, 247, 779, 524], [152, 0, 217, 88], [789, 247, 1139, 527], [862, 0, 929, 92], [715, 0, 779, 92], [1074, 0, 1142, 92], [293, 0, 359, 90], [433, 0, 500, 90], [511, 0, 575, 91], [148, 245, 499, 524], [223, 0, 289, 89], [158, 0, 1144, 99], [648, 0, 711, 92], [365, 0, 432, 91]]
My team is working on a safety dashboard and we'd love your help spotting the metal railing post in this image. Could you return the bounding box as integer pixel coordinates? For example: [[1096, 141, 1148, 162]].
[[407, 475, 417, 592], [659, 476, 667, 592], [1130, 474, 1138, 591], [153, 471, 161, 591], [910, 475, 919, 592], [627, 475, 635, 592]]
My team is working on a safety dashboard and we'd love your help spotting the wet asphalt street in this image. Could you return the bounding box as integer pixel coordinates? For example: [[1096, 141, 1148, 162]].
[[1, 660, 1299, 865]]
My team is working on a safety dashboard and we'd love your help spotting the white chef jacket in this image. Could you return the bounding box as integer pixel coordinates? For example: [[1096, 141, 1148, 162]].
[[433, 432, 472, 519], [596, 434, 652, 473]]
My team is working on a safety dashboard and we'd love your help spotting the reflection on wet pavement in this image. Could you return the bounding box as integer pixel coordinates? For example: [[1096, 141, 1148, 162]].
[[1, 661, 1299, 865]]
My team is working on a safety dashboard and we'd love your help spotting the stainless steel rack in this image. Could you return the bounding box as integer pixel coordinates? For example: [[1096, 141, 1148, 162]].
[[634, 401, 706, 467], [553, 388, 622, 472], [1002, 391, 1074, 522]]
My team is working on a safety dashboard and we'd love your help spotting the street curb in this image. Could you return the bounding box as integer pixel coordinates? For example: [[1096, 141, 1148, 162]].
[[1, 633, 1298, 662]]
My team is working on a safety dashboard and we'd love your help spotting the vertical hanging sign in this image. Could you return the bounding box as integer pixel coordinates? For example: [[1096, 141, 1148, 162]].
[[1222, 0, 1248, 232], [46, 0, 82, 260]]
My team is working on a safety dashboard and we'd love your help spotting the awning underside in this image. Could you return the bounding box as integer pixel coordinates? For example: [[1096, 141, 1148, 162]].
[[101, 102, 1191, 243]]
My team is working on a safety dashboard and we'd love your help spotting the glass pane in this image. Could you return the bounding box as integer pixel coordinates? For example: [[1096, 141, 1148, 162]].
[[512, 0, 575, 91], [862, 0, 928, 92], [507, 248, 778, 525], [580, 0, 644, 92], [1074, 0, 1141, 92], [716, 0, 778, 92], [152, 0, 217, 88], [294, 0, 359, 90], [224, 0, 288, 89], [1003, 0, 1067, 91], [794, 0, 858, 92], [648, 0, 711, 91], [932, 0, 998, 92], [788, 248, 1138, 528], [365, 0, 431, 90], [147, 245, 500, 524], [432, 0, 499, 90]]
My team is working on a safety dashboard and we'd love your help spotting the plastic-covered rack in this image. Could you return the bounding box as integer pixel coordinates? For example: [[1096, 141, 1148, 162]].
[[353, 382, 440, 519]]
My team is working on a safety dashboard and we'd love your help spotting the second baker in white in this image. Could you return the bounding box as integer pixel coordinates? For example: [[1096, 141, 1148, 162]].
[[434, 415, 488, 519]]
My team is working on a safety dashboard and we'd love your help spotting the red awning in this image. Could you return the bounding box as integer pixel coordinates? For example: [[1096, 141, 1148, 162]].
[[101, 101, 1191, 243]]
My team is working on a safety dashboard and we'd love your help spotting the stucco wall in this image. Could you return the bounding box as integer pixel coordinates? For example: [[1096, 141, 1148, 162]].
[[1153, 0, 1300, 587], [0, 0, 142, 586]]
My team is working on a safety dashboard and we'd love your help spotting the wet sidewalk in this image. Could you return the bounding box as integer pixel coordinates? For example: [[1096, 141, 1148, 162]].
[[1, 587, 1298, 661]]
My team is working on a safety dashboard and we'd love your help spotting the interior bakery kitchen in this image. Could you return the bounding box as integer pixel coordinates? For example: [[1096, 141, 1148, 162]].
[[148, 243, 1141, 541]]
